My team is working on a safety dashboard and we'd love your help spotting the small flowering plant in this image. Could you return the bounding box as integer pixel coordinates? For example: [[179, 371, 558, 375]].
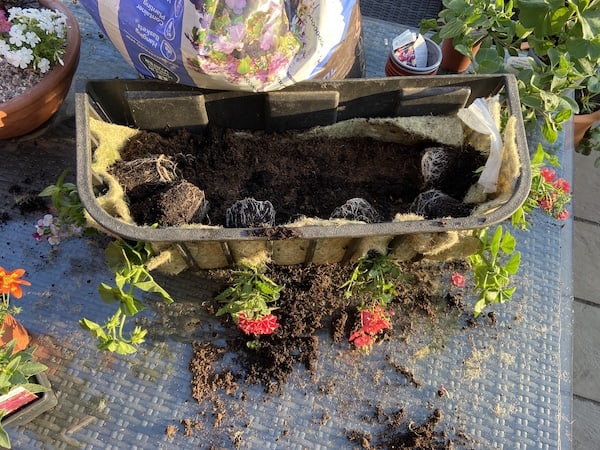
[[512, 144, 572, 229], [0, 4, 68, 73], [215, 262, 282, 348], [34, 170, 88, 246], [0, 266, 30, 323], [342, 253, 402, 352]]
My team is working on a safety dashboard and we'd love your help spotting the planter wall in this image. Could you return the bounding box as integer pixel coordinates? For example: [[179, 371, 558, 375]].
[[76, 76, 531, 270], [0, 0, 81, 140]]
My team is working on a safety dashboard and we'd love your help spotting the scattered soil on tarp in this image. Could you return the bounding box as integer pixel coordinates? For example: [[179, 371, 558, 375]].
[[109, 126, 486, 227], [181, 259, 473, 449]]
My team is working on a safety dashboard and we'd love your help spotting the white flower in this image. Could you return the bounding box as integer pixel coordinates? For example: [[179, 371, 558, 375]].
[[0, 7, 68, 73], [37, 57, 50, 73], [8, 24, 26, 47]]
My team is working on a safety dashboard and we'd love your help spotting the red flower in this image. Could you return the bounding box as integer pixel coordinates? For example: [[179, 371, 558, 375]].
[[349, 329, 374, 348], [553, 178, 570, 194], [237, 313, 279, 335], [540, 167, 556, 183], [539, 197, 553, 211], [0, 267, 31, 299], [451, 272, 466, 287], [360, 306, 392, 335], [557, 210, 570, 220]]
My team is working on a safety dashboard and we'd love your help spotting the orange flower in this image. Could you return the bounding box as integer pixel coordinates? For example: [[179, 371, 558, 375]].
[[0, 267, 31, 299]]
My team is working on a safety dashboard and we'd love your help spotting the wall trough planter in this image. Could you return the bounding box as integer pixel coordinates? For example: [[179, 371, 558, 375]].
[[76, 76, 531, 271]]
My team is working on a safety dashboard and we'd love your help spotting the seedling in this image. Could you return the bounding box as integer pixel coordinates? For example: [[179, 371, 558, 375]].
[[80, 239, 173, 354], [341, 253, 403, 306], [468, 226, 521, 317]]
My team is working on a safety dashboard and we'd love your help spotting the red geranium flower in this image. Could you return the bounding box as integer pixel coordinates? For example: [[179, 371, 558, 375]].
[[237, 313, 279, 335], [540, 167, 556, 183], [553, 178, 570, 194]]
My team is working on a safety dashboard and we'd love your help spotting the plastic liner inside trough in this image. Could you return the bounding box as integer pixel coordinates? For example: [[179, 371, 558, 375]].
[[76, 76, 531, 271]]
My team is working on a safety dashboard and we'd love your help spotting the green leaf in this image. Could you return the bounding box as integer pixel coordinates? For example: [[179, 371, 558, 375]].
[[504, 252, 522, 275], [0, 423, 10, 449], [79, 318, 108, 340]]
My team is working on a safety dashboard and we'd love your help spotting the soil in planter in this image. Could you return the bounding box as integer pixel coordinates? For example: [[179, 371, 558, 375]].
[[109, 126, 486, 227]]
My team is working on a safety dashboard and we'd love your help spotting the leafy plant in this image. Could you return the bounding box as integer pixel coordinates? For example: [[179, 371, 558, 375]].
[[79, 239, 173, 355], [35, 170, 90, 245], [468, 226, 521, 317], [0, 341, 48, 449], [215, 262, 283, 347], [341, 252, 403, 305], [511, 144, 571, 229], [420, 0, 523, 60], [341, 253, 403, 352]]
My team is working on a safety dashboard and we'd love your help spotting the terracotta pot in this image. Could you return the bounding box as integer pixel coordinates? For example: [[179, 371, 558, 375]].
[[0, 0, 81, 140], [384, 38, 442, 77], [573, 109, 600, 148], [440, 38, 482, 73], [0, 314, 30, 354]]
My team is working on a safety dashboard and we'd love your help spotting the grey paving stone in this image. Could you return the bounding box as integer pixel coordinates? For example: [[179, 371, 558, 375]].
[[573, 220, 600, 305], [573, 151, 600, 223], [573, 301, 600, 403], [573, 397, 600, 450]]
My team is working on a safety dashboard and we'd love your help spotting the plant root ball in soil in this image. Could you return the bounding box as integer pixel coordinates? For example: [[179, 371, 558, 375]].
[[130, 180, 207, 226], [226, 198, 276, 228], [330, 197, 380, 223], [410, 189, 473, 219]]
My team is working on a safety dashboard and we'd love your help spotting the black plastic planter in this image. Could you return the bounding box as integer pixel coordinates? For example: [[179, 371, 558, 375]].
[[76, 75, 531, 269]]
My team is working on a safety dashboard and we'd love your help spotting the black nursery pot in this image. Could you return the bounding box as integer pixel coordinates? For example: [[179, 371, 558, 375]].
[[2, 373, 58, 428], [76, 75, 531, 269]]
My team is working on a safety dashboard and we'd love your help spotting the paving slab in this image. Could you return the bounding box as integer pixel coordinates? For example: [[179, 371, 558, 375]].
[[573, 151, 600, 224], [573, 301, 600, 403], [573, 397, 600, 450], [573, 220, 600, 305]]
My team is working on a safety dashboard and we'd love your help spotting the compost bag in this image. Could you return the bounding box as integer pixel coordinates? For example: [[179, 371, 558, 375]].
[[79, 0, 362, 91]]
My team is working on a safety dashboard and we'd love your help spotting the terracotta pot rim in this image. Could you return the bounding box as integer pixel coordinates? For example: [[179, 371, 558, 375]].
[[0, 0, 81, 109]]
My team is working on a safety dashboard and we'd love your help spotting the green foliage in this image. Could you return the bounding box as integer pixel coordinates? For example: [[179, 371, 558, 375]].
[[341, 253, 404, 305], [0, 342, 49, 449], [79, 239, 173, 355], [38, 169, 87, 230], [468, 226, 521, 317], [215, 262, 282, 319]]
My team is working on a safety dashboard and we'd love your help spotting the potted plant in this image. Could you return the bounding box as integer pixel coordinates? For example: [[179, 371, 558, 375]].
[[0, 341, 52, 449], [0, 266, 56, 449], [419, 0, 523, 73], [0, 0, 81, 140], [574, 81, 600, 164]]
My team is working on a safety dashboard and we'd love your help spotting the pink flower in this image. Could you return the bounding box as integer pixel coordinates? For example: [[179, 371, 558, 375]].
[[237, 313, 279, 335], [360, 306, 392, 335], [540, 168, 556, 183], [349, 329, 374, 348], [557, 210, 570, 220], [0, 9, 11, 33], [539, 197, 553, 211], [451, 272, 466, 287], [553, 178, 570, 194]]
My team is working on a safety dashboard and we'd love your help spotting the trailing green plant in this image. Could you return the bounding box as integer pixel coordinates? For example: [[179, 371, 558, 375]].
[[79, 239, 173, 355], [215, 262, 283, 348], [0, 341, 49, 449], [468, 225, 521, 317]]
